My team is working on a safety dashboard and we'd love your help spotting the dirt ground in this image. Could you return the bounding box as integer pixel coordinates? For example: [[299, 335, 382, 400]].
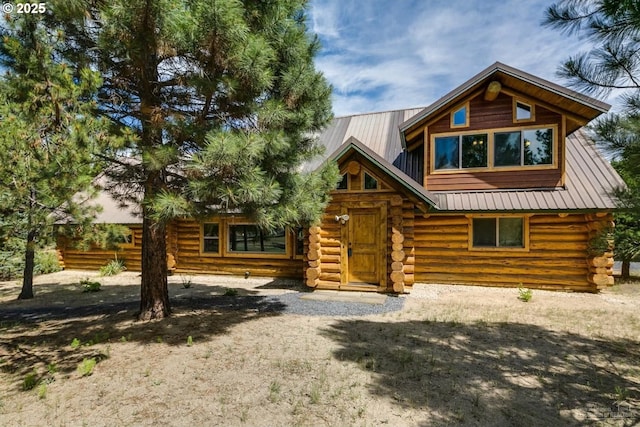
[[1, 271, 639, 427]]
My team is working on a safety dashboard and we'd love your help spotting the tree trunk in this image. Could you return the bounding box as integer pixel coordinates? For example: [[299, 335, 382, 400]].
[[18, 230, 36, 300], [138, 207, 170, 320], [621, 259, 631, 280]]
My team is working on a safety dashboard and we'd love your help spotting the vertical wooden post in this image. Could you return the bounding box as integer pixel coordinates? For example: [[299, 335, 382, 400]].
[[585, 213, 615, 291], [306, 225, 322, 288], [390, 196, 405, 293]]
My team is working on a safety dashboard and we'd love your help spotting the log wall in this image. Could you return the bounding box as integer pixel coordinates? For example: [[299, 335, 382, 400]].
[[425, 92, 565, 191], [57, 225, 143, 271], [173, 218, 302, 278], [414, 213, 614, 292]]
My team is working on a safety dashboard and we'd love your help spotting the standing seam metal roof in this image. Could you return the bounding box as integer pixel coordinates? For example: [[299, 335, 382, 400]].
[[313, 109, 625, 212]]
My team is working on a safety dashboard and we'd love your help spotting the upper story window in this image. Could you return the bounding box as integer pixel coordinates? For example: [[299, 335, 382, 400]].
[[434, 133, 488, 170], [432, 125, 555, 172], [514, 100, 534, 122], [451, 103, 469, 128], [494, 128, 553, 167]]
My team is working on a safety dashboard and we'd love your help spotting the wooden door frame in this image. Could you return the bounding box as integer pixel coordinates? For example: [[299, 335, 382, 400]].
[[339, 201, 387, 291]]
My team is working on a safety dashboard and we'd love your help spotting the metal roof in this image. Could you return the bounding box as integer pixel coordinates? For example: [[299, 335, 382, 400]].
[[311, 109, 624, 213], [399, 62, 611, 145], [325, 136, 438, 208]]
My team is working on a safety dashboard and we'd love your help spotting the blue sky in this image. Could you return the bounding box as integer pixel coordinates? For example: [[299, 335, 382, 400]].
[[308, 0, 603, 117]]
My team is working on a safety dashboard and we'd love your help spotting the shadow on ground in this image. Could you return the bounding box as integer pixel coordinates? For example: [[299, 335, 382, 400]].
[[323, 319, 640, 426], [0, 281, 286, 388]]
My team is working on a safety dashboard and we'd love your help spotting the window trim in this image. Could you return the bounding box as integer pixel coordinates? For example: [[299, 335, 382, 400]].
[[199, 222, 222, 257], [450, 102, 470, 128], [224, 222, 290, 259], [335, 173, 348, 191], [467, 214, 530, 252], [513, 99, 535, 123], [430, 124, 558, 175], [117, 227, 135, 249]]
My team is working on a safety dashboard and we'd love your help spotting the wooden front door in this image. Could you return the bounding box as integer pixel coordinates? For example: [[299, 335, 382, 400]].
[[347, 208, 382, 285]]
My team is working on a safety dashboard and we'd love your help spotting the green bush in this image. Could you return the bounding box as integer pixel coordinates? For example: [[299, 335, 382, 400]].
[[0, 239, 61, 280], [77, 358, 97, 377], [80, 279, 101, 293], [99, 259, 125, 276], [34, 250, 61, 275], [518, 286, 533, 302]]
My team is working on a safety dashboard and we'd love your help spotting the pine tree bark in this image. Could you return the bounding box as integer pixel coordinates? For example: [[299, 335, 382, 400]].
[[18, 230, 36, 300], [138, 210, 170, 320], [621, 259, 631, 280]]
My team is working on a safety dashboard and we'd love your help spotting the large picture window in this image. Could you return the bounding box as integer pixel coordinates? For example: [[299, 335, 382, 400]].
[[228, 224, 286, 254], [472, 217, 525, 248], [434, 125, 555, 172], [494, 128, 553, 167], [434, 134, 488, 170]]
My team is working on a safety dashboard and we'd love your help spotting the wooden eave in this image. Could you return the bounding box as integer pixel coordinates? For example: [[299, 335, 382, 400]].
[[399, 62, 610, 147]]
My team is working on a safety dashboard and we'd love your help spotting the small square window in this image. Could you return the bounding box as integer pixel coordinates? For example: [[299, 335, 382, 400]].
[[451, 105, 468, 127], [515, 101, 534, 122]]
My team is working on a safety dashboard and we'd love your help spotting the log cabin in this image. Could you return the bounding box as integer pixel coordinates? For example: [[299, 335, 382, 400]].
[[56, 62, 626, 293]]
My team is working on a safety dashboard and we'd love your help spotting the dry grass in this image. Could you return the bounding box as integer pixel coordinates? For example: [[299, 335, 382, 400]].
[[1, 271, 639, 426]]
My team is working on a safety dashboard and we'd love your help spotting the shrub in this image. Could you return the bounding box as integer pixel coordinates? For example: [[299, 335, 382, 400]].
[[34, 250, 61, 275], [223, 288, 239, 297], [80, 279, 101, 293], [22, 371, 38, 391], [77, 358, 97, 377], [99, 259, 125, 276], [518, 286, 533, 302]]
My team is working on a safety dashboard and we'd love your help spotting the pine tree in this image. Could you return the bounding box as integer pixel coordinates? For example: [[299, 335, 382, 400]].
[[545, 0, 640, 277], [45, 0, 337, 319], [0, 14, 112, 298]]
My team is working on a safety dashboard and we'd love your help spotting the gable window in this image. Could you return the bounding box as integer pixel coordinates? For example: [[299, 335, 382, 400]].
[[451, 103, 469, 128], [434, 133, 488, 170], [228, 224, 286, 254], [336, 173, 348, 190], [364, 172, 378, 190], [202, 223, 220, 254], [514, 100, 534, 122], [472, 217, 525, 249]]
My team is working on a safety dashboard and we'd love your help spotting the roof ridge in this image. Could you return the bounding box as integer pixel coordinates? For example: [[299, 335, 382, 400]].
[[334, 106, 427, 120]]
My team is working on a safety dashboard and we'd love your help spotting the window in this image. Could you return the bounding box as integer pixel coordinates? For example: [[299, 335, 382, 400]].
[[493, 127, 554, 167], [472, 217, 524, 248], [523, 128, 553, 165], [434, 134, 488, 170], [336, 173, 348, 190], [115, 227, 134, 248], [364, 172, 378, 190], [514, 100, 534, 122], [228, 224, 286, 254], [451, 104, 468, 128], [202, 223, 220, 253]]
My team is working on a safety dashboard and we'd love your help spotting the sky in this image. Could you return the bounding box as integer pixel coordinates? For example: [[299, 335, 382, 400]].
[[308, 0, 605, 117]]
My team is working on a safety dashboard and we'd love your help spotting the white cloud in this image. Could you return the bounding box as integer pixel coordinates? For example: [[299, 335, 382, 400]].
[[309, 0, 604, 117]]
